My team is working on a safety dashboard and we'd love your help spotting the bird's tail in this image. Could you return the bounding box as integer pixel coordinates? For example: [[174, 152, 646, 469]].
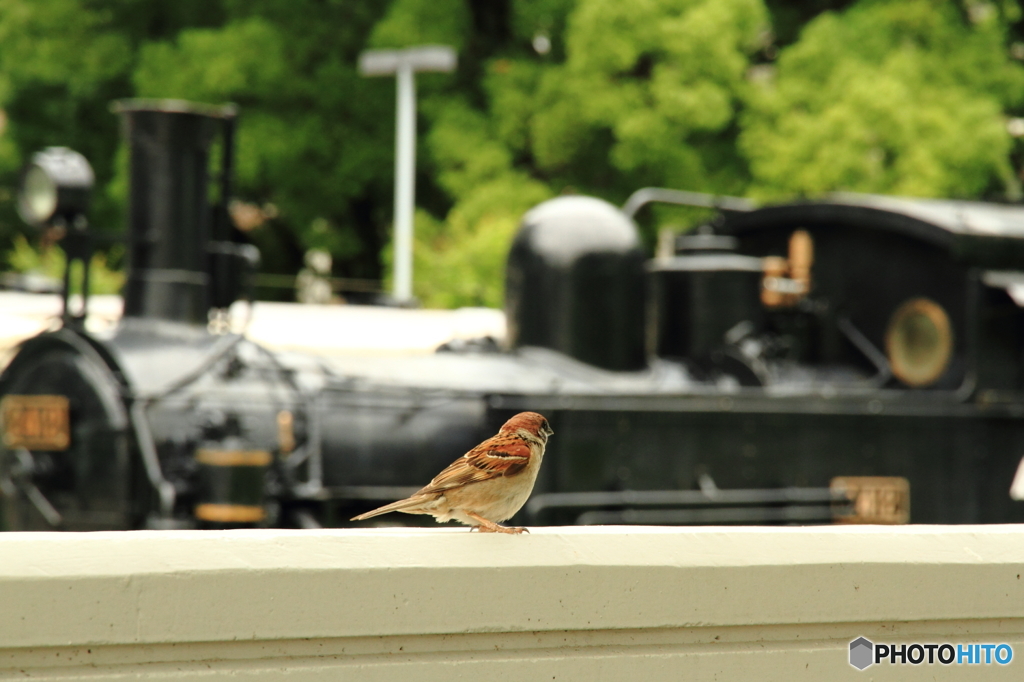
[[350, 496, 428, 522]]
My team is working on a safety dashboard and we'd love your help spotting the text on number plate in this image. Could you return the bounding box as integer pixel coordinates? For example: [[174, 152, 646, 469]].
[[1, 395, 70, 451]]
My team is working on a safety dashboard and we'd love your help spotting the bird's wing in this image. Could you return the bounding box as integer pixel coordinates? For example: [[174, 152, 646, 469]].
[[420, 434, 531, 494], [351, 434, 532, 521]]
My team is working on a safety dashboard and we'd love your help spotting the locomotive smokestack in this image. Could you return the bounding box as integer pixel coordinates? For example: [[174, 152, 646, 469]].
[[114, 100, 237, 324]]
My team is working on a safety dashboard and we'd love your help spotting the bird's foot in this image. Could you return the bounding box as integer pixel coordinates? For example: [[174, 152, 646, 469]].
[[466, 512, 529, 534], [474, 523, 529, 534]]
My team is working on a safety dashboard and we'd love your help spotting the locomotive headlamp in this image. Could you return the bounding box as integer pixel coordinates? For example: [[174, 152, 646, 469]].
[[17, 147, 94, 227], [885, 297, 953, 387]]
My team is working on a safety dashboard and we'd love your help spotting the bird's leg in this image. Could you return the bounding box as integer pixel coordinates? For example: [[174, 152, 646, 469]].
[[465, 511, 529, 534]]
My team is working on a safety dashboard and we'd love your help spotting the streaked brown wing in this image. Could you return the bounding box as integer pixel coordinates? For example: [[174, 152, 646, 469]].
[[420, 435, 531, 494]]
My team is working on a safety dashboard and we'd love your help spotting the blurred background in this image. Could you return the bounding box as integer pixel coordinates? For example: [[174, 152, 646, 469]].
[[0, 0, 1023, 308]]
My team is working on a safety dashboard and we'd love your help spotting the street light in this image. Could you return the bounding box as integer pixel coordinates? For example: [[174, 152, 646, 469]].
[[358, 45, 457, 304]]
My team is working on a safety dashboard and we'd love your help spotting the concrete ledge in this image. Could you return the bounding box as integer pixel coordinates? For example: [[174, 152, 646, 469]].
[[2, 525, 1023, 679]]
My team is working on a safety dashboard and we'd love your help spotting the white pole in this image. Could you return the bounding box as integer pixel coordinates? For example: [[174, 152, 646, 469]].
[[358, 46, 455, 305], [393, 62, 416, 303]]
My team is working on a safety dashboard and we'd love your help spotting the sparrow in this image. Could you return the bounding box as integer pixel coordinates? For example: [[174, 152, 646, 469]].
[[351, 412, 553, 534]]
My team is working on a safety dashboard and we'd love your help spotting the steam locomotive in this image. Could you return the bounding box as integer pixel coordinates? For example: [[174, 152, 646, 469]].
[[3, 100, 1024, 531]]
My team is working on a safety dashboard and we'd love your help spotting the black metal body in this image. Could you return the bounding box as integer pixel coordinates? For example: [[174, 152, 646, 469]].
[[120, 105, 219, 324], [506, 196, 647, 371], [4, 104, 1024, 530]]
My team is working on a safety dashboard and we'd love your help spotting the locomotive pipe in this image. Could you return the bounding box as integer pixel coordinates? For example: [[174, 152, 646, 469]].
[[114, 100, 237, 324]]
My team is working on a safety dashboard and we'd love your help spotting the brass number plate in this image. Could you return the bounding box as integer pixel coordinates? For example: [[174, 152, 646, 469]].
[[831, 476, 910, 524], [1, 395, 71, 451]]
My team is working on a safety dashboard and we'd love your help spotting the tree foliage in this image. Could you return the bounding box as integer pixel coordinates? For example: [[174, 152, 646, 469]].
[[1, 0, 1024, 308], [742, 0, 1024, 199], [530, 0, 768, 195]]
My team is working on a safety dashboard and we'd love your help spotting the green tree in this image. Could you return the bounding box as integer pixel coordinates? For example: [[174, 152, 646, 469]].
[[412, 99, 551, 308], [5, 0, 1024, 311], [0, 0, 227, 242], [741, 0, 1024, 199], [528, 0, 769, 197]]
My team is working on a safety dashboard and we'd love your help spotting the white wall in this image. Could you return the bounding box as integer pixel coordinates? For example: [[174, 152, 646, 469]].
[[1, 525, 1023, 680], [0, 292, 505, 363]]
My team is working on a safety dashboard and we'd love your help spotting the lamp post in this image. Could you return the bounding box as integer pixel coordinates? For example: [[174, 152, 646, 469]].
[[358, 45, 457, 304]]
